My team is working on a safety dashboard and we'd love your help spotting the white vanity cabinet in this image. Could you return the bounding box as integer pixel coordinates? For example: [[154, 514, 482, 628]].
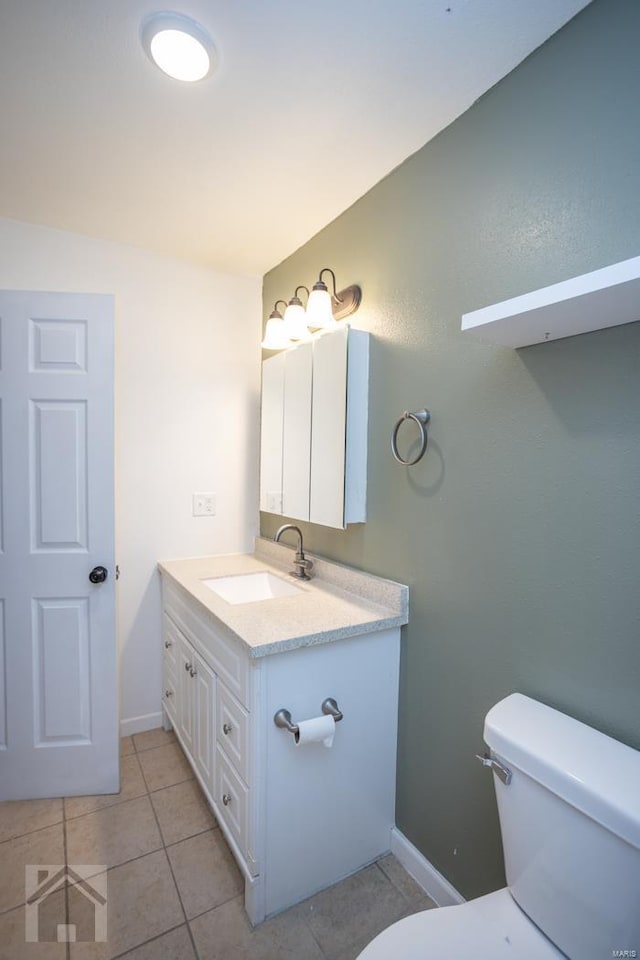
[[259, 325, 369, 529], [159, 554, 407, 925]]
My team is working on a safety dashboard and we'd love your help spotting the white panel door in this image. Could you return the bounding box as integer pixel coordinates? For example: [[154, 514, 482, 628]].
[[259, 353, 285, 514], [282, 343, 312, 521], [0, 290, 117, 800], [310, 327, 348, 528]]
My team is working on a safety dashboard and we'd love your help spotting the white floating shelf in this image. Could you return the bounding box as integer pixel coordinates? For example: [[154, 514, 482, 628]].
[[461, 255, 640, 348]]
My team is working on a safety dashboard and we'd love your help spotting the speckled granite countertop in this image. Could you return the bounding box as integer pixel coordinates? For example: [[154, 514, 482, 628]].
[[158, 537, 409, 658]]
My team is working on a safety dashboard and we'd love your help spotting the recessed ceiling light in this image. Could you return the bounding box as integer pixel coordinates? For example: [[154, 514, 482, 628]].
[[141, 12, 217, 82]]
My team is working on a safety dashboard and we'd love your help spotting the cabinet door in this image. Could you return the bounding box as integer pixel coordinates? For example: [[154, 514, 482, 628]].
[[259, 353, 285, 514], [309, 327, 348, 527], [177, 633, 195, 757], [193, 651, 216, 795], [282, 342, 312, 521], [162, 669, 178, 726]]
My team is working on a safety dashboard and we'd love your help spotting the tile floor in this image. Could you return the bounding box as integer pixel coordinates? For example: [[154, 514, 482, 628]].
[[0, 729, 436, 959]]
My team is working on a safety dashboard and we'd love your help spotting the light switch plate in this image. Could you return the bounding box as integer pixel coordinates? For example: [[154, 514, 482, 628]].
[[193, 492, 216, 517]]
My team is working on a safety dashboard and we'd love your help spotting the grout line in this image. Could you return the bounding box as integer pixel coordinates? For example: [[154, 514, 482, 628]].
[[64, 754, 147, 821], [147, 774, 194, 795], [129, 734, 177, 755], [63, 791, 148, 821], [107, 921, 188, 960], [0, 817, 66, 848], [64, 847, 162, 887], [183, 889, 246, 926], [0, 811, 65, 844], [0, 819, 69, 918], [163, 824, 220, 850], [146, 775, 201, 960]]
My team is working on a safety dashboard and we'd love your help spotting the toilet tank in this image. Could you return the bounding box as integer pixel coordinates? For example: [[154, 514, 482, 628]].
[[484, 694, 640, 960]]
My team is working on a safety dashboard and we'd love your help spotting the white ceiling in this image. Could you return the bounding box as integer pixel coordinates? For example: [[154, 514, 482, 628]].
[[0, 0, 590, 275]]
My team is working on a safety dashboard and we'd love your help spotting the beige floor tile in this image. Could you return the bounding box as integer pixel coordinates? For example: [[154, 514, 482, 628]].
[[0, 797, 63, 844], [0, 893, 67, 960], [150, 779, 216, 846], [376, 853, 430, 905], [66, 796, 162, 878], [116, 924, 196, 960], [137, 743, 193, 793], [68, 850, 184, 959], [190, 895, 324, 960], [400, 895, 438, 917], [0, 823, 65, 915], [120, 737, 135, 758], [167, 829, 243, 920], [296, 864, 407, 959], [65, 755, 147, 820], [332, 938, 372, 960], [132, 728, 176, 753], [332, 898, 439, 960]]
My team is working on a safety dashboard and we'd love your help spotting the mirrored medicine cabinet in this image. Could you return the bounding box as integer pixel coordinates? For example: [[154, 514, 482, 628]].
[[259, 325, 369, 530]]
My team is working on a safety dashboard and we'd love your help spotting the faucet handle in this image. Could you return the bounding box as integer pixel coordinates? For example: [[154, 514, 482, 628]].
[[291, 556, 313, 580]]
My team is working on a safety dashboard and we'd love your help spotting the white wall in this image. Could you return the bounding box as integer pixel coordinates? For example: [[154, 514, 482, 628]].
[[0, 217, 262, 733]]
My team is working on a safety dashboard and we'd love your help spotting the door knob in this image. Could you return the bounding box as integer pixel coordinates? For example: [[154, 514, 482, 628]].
[[89, 566, 108, 584]]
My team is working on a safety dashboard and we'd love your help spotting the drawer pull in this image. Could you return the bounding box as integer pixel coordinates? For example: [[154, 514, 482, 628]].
[[222, 722, 233, 735], [164, 689, 173, 698], [222, 793, 232, 806], [185, 661, 192, 672], [164, 640, 173, 649]]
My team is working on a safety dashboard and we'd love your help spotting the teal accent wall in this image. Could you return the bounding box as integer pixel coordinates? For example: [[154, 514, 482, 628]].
[[261, 0, 640, 898]]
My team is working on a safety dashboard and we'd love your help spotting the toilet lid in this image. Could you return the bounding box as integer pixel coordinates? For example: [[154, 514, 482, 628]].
[[357, 889, 564, 960]]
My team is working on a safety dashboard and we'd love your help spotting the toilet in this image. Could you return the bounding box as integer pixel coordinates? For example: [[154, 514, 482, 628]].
[[358, 693, 640, 959]]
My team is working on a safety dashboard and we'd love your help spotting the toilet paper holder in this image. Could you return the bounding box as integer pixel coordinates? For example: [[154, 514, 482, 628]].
[[274, 697, 343, 736]]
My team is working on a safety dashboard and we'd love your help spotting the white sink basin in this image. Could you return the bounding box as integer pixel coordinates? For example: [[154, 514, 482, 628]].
[[200, 571, 302, 605]]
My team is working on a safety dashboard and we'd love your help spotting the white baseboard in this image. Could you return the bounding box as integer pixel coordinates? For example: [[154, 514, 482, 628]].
[[390, 827, 465, 907], [120, 711, 163, 737]]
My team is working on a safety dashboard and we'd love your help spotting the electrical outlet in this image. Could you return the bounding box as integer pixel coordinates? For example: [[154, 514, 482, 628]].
[[192, 492, 216, 517]]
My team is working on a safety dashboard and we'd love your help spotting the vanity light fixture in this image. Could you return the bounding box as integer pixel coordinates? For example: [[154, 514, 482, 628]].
[[306, 268, 362, 329], [140, 12, 217, 82], [262, 268, 362, 351], [261, 301, 291, 350], [283, 287, 310, 341]]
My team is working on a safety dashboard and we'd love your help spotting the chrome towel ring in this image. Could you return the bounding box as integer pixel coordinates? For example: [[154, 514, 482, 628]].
[[391, 409, 431, 465]]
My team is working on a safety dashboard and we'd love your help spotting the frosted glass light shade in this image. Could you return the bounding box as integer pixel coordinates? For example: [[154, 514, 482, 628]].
[[306, 287, 337, 329], [261, 318, 290, 350], [141, 13, 216, 82], [284, 302, 309, 340], [150, 30, 210, 81]]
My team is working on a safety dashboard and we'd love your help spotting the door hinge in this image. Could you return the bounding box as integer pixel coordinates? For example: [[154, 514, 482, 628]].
[[115, 564, 120, 581]]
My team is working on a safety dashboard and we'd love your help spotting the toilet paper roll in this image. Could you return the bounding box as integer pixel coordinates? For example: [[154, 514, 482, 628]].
[[294, 714, 335, 748]]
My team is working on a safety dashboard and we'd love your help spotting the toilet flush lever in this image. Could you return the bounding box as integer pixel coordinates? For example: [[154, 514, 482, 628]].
[[476, 752, 512, 786]]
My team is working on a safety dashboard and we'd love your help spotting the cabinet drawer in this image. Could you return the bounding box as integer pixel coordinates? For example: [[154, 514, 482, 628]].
[[215, 745, 250, 858], [162, 614, 180, 676], [216, 683, 249, 784]]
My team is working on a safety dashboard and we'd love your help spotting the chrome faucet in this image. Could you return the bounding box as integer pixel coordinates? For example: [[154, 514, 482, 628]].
[[274, 524, 313, 580]]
